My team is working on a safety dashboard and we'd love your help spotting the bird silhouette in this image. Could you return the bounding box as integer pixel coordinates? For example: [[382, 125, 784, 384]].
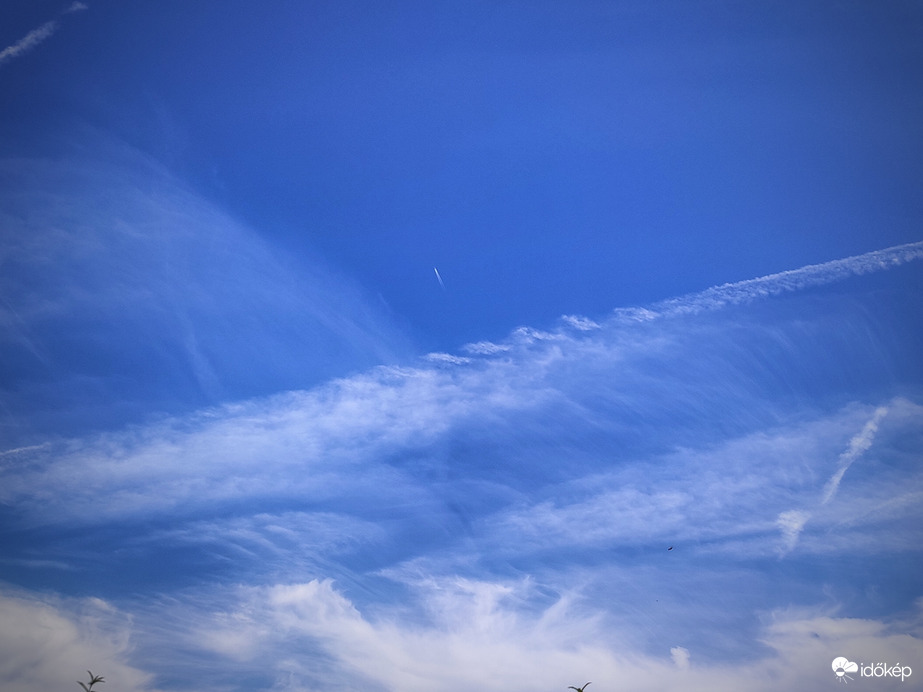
[[568, 683, 591, 692]]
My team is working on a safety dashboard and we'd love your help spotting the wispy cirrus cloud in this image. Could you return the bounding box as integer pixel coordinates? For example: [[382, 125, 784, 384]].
[[2, 238, 921, 536], [484, 398, 922, 559], [0, 2, 87, 68], [1, 222, 921, 691], [6, 577, 920, 692], [122, 577, 923, 692], [776, 509, 811, 554], [0, 138, 412, 442]]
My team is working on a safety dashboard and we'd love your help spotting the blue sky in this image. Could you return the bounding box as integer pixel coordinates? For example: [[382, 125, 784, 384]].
[[1, 2, 922, 691]]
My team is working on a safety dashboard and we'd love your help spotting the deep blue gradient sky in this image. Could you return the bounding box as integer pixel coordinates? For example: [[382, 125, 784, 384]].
[[1, 2, 922, 691]]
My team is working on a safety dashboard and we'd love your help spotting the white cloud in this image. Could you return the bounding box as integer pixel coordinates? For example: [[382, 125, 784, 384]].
[[611, 306, 659, 322], [425, 352, 472, 365], [0, 590, 154, 692], [1, 235, 921, 691], [670, 646, 690, 670], [3, 264, 921, 564], [561, 315, 600, 331], [140, 578, 923, 692], [0, 359, 547, 520], [462, 340, 511, 354], [6, 579, 921, 692], [512, 326, 562, 342]]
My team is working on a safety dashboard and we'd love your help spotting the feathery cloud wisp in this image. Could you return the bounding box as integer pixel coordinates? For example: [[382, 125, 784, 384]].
[[0, 143, 411, 442], [776, 509, 811, 555], [136, 577, 923, 692]]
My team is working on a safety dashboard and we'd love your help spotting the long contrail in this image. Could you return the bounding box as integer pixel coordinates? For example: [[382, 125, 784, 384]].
[[615, 240, 923, 322], [0, 2, 87, 68]]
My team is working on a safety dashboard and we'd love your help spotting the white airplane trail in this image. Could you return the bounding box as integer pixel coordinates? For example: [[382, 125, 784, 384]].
[[434, 267, 446, 290], [0, 2, 88, 68]]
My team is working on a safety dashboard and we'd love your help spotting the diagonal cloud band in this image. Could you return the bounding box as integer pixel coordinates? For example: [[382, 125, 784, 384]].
[[1, 240, 920, 528]]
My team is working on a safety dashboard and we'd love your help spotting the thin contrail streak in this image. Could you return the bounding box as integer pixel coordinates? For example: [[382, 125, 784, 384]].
[[434, 267, 446, 290], [614, 240, 923, 322], [0, 2, 87, 68], [0, 21, 59, 66], [821, 406, 889, 505], [778, 405, 889, 555]]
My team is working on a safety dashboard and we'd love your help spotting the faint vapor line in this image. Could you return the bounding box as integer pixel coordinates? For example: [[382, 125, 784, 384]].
[[619, 240, 923, 321], [0, 442, 51, 457], [0, 20, 58, 66], [0, 294, 52, 367], [433, 266, 446, 290], [777, 406, 888, 556], [0, 2, 88, 68], [821, 406, 888, 505]]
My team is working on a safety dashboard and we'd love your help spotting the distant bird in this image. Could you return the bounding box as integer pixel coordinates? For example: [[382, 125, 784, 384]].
[[668, 546, 673, 550], [568, 683, 591, 692]]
